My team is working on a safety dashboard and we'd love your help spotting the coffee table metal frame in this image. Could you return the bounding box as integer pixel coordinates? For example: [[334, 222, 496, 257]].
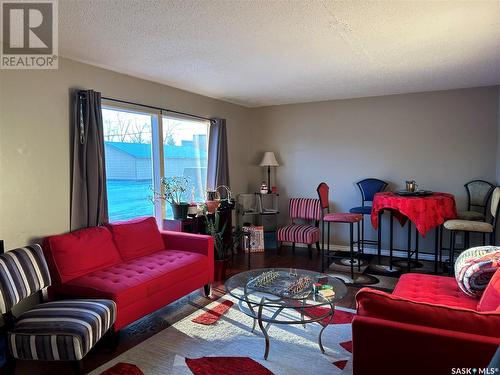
[[225, 268, 346, 360]]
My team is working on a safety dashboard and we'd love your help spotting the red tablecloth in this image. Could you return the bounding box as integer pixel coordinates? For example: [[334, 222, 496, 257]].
[[371, 192, 457, 237]]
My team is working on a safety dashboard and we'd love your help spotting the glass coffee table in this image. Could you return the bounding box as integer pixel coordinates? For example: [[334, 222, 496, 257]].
[[225, 268, 347, 359]]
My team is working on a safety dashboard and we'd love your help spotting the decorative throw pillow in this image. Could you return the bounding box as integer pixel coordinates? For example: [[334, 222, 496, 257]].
[[455, 246, 500, 297], [106, 216, 164, 260]]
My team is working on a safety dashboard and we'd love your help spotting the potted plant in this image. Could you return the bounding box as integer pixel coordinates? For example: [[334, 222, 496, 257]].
[[205, 211, 242, 280], [161, 176, 190, 219]]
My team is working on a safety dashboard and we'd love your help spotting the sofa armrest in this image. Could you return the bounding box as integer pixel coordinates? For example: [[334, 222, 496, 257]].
[[160, 231, 214, 282], [352, 315, 499, 375], [160, 231, 213, 256], [356, 287, 500, 338]]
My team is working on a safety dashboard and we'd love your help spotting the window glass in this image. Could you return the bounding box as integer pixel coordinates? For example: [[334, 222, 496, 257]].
[[102, 107, 154, 222], [162, 116, 209, 218]]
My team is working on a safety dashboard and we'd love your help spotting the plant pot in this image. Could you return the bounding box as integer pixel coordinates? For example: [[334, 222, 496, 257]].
[[205, 200, 220, 214], [171, 202, 189, 219], [214, 258, 228, 281], [187, 205, 198, 218]]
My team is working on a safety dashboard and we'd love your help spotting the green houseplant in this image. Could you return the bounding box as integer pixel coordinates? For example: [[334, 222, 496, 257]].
[[161, 176, 190, 219], [204, 210, 243, 280]]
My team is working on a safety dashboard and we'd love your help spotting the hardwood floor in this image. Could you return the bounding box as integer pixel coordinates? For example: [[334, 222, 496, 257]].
[[17, 246, 376, 375]]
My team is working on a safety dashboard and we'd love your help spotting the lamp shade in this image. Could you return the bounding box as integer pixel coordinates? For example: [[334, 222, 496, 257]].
[[259, 152, 279, 167]]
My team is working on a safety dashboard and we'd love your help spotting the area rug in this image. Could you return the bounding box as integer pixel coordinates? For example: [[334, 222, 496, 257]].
[[91, 295, 355, 375]]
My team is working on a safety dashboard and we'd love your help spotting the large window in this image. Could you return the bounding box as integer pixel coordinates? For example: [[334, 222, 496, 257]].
[[163, 116, 208, 218], [102, 104, 209, 222]]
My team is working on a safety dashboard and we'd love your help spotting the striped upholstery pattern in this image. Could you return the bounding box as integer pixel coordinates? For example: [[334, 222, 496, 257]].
[[8, 299, 116, 361], [289, 198, 322, 221], [455, 246, 500, 297], [277, 224, 320, 244], [0, 245, 51, 314]]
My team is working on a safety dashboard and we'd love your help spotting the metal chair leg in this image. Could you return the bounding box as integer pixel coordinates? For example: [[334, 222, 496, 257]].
[[361, 216, 365, 253], [350, 223, 354, 279], [434, 226, 439, 274], [377, 211, 382, 263], [407, 221, 412, 273], [439, 225, 444, 265], [415, 226, 419, 263], [357, 220, 361, 271], [449, 230, 455, 276], [321, 221, 325, 272], [389, 211, 394, 270]]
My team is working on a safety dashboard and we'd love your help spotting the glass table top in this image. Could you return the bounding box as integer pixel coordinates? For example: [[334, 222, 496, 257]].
[[225, 268, 347, 308]]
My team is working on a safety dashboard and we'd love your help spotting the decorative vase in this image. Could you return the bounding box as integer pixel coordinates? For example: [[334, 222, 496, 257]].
[[214, 259, 228, 281], [171, 202, 189, 219], [205, 200, 220, 214], [260, 181, 268, 194]]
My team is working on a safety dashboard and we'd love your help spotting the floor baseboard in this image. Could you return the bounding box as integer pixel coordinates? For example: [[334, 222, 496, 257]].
[[292, 243, 437, 262]]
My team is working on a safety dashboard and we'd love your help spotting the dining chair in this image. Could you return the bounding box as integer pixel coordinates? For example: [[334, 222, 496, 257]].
[[440, 179, 496, 264], [317, 182, 362, 279], [0, 244, 117, 374], [443, 187, 500, 275], [349, 178, 388, 252], [458, 180, 495, 221], [277, 197, 322, 259]]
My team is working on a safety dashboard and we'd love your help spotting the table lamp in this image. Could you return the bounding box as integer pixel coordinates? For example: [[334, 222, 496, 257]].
[[259, 152, 279, 194]]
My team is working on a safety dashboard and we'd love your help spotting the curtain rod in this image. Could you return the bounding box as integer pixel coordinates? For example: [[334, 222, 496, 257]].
[[77, 91, 212, 121]]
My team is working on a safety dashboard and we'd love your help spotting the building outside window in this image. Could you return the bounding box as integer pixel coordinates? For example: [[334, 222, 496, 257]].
[[102, 105, 209, 222]]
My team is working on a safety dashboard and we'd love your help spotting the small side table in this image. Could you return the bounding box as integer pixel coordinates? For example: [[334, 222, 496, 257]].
[[163, 217, 201, 233]]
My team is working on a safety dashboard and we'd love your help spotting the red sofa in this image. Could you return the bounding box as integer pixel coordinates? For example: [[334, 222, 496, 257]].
[[352, 271, 500, 375], [43, 217, 214, 330]]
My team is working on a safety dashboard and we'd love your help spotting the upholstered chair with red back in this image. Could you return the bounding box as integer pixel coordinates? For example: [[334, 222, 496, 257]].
[[277, 198, 322, 259], [317, 182, 363, 279]]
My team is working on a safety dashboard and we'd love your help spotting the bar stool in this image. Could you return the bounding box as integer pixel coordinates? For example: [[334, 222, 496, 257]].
[[349, 178, 388, 252], [317, 182, 362, 279]]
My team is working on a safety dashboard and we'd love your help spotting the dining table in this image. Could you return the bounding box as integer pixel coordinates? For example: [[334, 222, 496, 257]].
[[371, 191, 457, 272]]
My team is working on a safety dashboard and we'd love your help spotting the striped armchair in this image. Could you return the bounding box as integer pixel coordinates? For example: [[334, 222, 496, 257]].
[[0, 245, 116, 374], [277, 198, 322, 259]]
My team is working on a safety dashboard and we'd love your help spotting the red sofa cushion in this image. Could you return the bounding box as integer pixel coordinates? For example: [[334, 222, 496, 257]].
[[392, 273, 478, 310], [356, 286, 500, 338], [44, 226, 121, 283], [478, 268, 500, 312], [57, 249, 209, 308], [106, 217, 164, 260]]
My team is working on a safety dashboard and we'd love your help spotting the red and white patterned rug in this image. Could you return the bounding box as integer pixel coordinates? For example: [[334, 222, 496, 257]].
[[92, 295, 354, 375]]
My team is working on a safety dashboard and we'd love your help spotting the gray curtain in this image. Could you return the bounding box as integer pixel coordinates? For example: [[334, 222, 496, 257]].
[[207, 118, 230, 196], [70, 89, 108, 230]]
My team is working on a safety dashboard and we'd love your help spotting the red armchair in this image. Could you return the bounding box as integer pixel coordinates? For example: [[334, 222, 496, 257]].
[[352, 272, 500, 375]]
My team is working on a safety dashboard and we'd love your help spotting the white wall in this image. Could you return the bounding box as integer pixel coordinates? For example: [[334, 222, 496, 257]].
[[251, 86, 500, 252], [0, 58, 253, 248], [1, 57, 499, 255]]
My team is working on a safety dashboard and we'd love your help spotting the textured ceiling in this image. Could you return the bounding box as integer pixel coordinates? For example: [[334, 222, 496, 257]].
[[59, 0, 500, 107]]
